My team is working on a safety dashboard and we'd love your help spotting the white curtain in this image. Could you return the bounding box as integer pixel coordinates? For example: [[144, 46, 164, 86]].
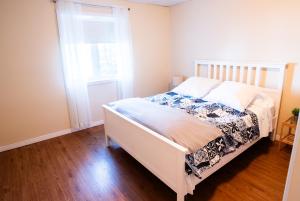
[[56, 0, 134, 130], [56, 0, 91, 131], [113, 7, 134, 99]]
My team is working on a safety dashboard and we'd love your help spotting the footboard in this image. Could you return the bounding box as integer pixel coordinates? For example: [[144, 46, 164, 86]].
[[103, 105, 189, 201]]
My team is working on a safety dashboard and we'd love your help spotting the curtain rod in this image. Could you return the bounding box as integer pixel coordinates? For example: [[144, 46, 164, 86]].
[[52, 0, 130, 11]]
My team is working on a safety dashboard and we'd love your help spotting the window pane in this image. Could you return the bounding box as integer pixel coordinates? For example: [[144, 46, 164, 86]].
[[87, 43, 119, 81]]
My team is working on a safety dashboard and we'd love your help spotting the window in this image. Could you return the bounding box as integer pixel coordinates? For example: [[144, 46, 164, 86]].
[[88, 43, 118, 81], [56, 1, 133, 130], [79, 9, 119, 82]]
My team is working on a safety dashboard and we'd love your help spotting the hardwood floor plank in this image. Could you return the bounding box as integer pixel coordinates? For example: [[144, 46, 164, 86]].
[[0, 126, 291, 201]]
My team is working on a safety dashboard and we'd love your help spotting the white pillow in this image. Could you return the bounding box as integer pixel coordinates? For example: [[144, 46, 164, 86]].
[[172, 77, 221, 98], [250, 92, 276, 116], [204, 81, 258, 112]]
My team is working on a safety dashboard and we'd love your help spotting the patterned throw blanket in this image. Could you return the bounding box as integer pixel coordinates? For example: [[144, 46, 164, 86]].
[[146, 92, 260, 178]]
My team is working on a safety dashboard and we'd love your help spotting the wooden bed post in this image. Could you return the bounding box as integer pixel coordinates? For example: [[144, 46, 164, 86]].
[[104, 124, 111, 147], [105, 135, 111, 147], [176, 151, 187, 201]]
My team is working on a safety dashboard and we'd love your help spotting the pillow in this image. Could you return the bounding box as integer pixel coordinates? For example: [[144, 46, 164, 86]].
[[172, 77, 221, 98], [250, 92, 276, 116], [203, 81, 258, 112]]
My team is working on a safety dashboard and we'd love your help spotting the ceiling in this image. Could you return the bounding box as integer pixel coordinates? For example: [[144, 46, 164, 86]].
[[128, 0, 188, 6]]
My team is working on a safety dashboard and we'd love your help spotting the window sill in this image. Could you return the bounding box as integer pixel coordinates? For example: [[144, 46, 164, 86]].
[[88, 79, 118, 86]]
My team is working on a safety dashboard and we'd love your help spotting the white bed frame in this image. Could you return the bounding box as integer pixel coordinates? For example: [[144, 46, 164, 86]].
[[103, 60, 286, 201]]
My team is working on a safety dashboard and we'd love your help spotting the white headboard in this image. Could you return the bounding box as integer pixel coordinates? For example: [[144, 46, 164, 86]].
[[194, 60, 287, 139]]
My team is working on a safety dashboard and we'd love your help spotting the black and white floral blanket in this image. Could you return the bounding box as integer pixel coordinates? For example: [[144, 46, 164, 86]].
[[146, 92, 260, 178]]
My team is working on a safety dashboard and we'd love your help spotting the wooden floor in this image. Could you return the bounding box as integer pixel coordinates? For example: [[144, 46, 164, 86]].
[[0, 126, 291, 201]]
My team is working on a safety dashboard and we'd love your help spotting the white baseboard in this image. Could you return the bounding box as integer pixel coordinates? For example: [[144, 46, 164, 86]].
[[90, 120, 104, 127], [0, 129, 72, 153], [0, 120, 104, 153]]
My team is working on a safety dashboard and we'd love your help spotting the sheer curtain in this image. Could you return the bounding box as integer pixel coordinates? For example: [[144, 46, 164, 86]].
[[56, 0, 91, 131], [113, 7, 134, 99], [56, 0, 133, 130]]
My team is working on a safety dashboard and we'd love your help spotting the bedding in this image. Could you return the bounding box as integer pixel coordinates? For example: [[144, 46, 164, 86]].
[[172, 77, 221, 98], [147, 92, 260, 177], [251, 92, 276, 117], [113, 98, 223, 153], [110, 91, 265, 178], [204, 81, 258, 112], [247, 96, 274, 137]]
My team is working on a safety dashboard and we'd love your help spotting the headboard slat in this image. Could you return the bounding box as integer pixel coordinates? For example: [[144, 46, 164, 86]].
[[219, 65, 224, 81], [239, 66, 245, 83], [255, 66, 262, 86], [232, 66, 237, 81], [226, 65, 230, 81]]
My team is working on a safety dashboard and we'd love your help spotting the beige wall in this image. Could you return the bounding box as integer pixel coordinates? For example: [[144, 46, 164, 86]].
[[0, 0, 70, 147], [170, 0, 300, 133], [0, 0, 171, 147]]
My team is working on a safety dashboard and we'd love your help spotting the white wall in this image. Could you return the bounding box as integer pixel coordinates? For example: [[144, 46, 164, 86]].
[[170, 0, 300, 133], [88, 81, 119, 123]]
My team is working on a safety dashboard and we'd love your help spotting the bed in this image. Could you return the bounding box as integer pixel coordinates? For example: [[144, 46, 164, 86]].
[[103, 60, 286, 201]]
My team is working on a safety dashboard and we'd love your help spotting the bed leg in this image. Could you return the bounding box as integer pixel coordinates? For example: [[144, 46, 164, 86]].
[[176, 150, 187, 201], [177, 193, 185, 201], [105, 134, 111, 147]]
